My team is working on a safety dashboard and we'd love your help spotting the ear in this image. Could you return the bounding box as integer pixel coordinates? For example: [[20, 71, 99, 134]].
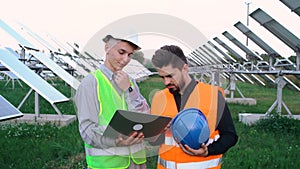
[[105, 43, 110, 53], [182, 64, 188, 73]]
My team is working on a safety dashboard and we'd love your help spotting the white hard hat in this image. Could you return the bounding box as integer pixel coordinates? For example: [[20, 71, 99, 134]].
[[102, 34, 141, 50]]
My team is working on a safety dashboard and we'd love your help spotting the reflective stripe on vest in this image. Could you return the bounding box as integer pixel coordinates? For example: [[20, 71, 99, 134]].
[[164, 134, 220, 146], [158, 156, 222, 169], [206, 134, 220, 146], [165, 135, 179, 147], [86, 146, 130, 156], [85, 143, 145, 156]]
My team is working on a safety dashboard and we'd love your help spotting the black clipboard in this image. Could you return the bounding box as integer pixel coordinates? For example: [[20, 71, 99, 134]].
[[103, 110, 172, 139]]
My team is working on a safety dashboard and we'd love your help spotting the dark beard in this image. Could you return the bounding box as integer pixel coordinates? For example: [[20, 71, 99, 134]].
[[168, 88, 179, 94]]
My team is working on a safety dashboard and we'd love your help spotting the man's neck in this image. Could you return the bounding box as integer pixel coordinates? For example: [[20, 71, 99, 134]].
[[179, 75, 192, 95], [104, 61, 117, 73]]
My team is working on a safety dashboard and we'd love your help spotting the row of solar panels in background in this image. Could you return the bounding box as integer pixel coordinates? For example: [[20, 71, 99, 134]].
[[0, 19, 152, 81], [187, 5, 300, 91], [0, 18, 153, 120]]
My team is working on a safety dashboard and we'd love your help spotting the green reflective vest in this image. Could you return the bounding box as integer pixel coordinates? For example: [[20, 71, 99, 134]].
[[85, 70, 146, 169]]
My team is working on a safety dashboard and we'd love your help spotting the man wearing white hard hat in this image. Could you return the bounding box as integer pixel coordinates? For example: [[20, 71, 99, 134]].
[[75, 34, 150, 169]]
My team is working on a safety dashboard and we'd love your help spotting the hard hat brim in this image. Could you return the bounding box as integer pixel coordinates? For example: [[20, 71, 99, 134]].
[[102, 34, 141, 50]]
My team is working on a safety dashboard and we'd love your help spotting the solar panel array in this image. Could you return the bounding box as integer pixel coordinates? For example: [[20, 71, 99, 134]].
[[187, 2, 300, 115], [0, 19, 153, 119], [1, 1, 299, 120]]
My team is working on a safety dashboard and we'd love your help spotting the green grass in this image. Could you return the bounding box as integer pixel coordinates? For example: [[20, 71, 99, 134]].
[[0, 76, 299, 168]]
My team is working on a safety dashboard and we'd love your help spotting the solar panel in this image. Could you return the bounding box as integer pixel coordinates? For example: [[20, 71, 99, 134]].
[[250, 8, 300, 52], [213, 37, 248, 62], [222, 31, 276, 84], [250, 8, 300, 71], [222, 31, 263, 61], [18, 22, 64, 55], [234, 22, 280, 57], [0, 95, 23, 121], [280, 0, 300, 17], [67, 42, 100, 69], [187, 53, 202, 66], [203, 44, 229, 64], [200, 44, 231, 80], [46, 33, 93, 76], [198, 46, 221, 64], [0, 20, 81, 90], [234, 21, 296, 69], [0, 19, 37, 51], [123, 59, 153, 81], [17, 23, 90, 77], [213, 37, 267, 85], [191, 52, 205, 65], [1, 71, 24, 89], [28, 51, 81, 90], [0, 47, 69, 104], [207, 41, 236, 63], [195, 49, 213, 64]]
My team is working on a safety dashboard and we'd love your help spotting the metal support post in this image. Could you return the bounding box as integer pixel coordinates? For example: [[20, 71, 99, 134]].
[[228, 74, 245, 99], [211, 70, 220, 86], [296, 50, 300, 71], [35, 91, 40, 117], [265, 75, 292, 115]]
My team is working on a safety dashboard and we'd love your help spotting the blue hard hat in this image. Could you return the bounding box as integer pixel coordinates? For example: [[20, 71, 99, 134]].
[[171, 108, 210, 149]]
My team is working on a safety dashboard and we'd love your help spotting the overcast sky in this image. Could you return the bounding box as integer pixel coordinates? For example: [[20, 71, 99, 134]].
[[0, 0, 299, 59]]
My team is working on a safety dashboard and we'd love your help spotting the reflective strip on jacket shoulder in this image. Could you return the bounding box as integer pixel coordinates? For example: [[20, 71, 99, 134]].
[[158, 156, 222, 169]]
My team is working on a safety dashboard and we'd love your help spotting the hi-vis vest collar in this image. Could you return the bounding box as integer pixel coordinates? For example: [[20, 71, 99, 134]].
[[151, 82, 223, 169]]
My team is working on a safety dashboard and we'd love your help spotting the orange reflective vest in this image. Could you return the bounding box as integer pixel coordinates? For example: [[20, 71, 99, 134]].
[[151, 82, 223, 169]]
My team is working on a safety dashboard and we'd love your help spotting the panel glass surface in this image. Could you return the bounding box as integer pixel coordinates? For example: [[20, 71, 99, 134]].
[[0, 48, 69, 104], [0, 95, 23, 121]]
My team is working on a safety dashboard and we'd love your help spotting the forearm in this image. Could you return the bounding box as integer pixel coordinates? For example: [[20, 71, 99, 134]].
[[79, 119, 116, 148], [207, 131, 238, 155], [208, 96, 238, 155], [76, 100, 116, 148]]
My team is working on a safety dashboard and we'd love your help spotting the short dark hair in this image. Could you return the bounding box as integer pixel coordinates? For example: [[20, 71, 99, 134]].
[[152, 45, 187, 70]]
